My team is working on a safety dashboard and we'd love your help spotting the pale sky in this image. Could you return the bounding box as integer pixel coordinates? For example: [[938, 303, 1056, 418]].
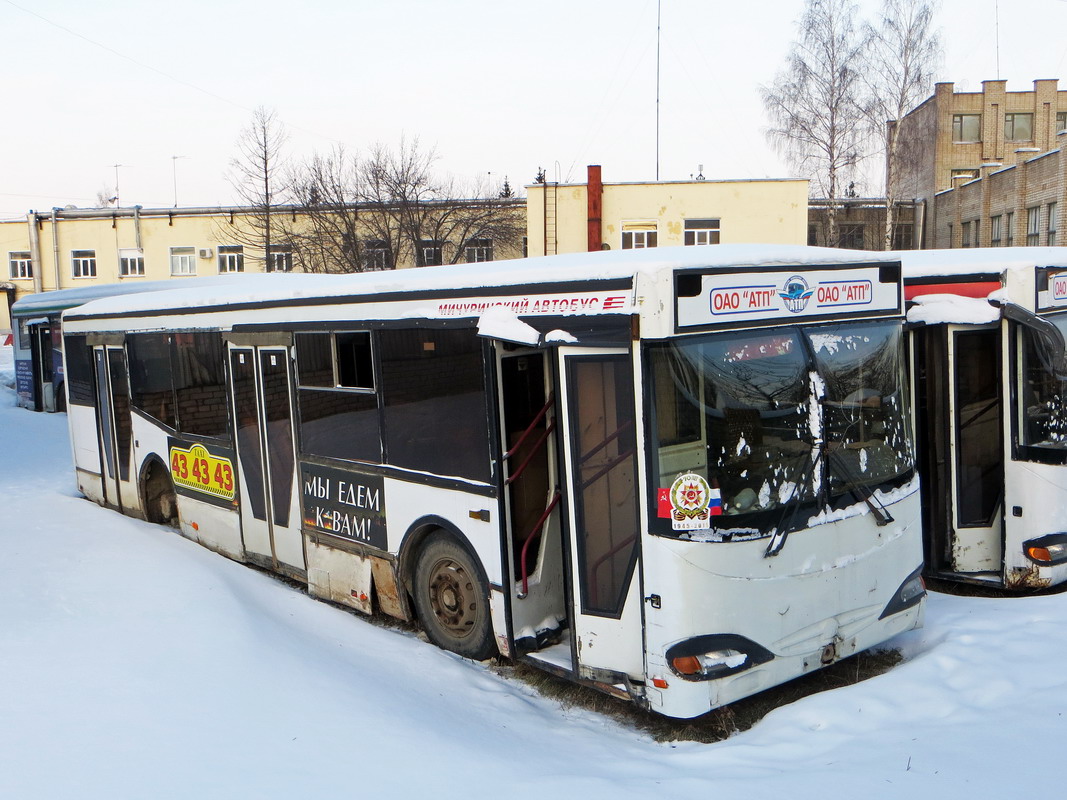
[[3, 0, 1066, 219]]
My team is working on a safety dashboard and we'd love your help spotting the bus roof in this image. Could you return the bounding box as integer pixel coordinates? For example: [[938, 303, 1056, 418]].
[[66, 244, 903, 322], [11, 275, 255, 318], [895, 247, 1067, 282]]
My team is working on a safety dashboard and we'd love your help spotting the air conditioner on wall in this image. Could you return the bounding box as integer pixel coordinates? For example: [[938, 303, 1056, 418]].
[[198, 248, 213, 259]]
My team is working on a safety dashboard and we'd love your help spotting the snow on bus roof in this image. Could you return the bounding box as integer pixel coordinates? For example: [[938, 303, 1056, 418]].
[[68, 244, 903, 319], [12, 275, 253, 317], [893, 246, 1067, 280]]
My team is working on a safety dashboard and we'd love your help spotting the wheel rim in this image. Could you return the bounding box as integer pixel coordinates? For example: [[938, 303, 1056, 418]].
[[427, 557, 478, 639]]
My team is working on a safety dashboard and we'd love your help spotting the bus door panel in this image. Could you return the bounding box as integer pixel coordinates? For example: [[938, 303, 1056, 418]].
[[228, 345, 305, 575], [92, 344, 135, 513], [496, 348, 568, 658], [557, 347, 645, 681], [948, 326, 1004, 573]]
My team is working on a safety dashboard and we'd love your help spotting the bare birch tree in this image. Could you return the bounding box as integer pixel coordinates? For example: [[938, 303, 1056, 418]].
[[864, 0, 941, 248], [761, 0, 868, 247], [288, 138, 524, 272], [227, 106, 288, 270]]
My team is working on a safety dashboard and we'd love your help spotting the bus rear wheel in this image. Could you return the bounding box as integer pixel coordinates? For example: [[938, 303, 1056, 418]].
[[414, 532, 495, 661]]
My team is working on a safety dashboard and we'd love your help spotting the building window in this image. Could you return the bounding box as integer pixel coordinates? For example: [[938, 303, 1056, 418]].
[[9, 251, 32, 279], [1049, 202, 1058, 247], [952, 114, 981, 142], [808, 224, 819, 246], [892, 223, 914, 250], [839, 224, 865, 249], [170, 246, 196, 276], [119, 248, 145, 277], [1058, 111, 1067, 133], [418, 240, 443, 266], [217, 245, 244, 273], [622, 224, 657, 249], [684, 218, 720, 245], [464, 238, 493, 263], [1004, 113, 1033, 142], [362, 240, 391, 271], [1006, 212, 1014, 246], [961, 221, 972, 248], [990, 215, 1002, 245], [950, 168, 979, 182], [71, 249, 96, 279], [522, 236, 528, 258], [267, 245, 293, 273], [1027, 206, 1041, 246]]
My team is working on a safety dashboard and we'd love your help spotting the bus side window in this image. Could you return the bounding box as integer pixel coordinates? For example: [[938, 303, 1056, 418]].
[[172, 332, 229, 439], [296, 332, 381, 464], [128, 332, 177, 429], [379, 328, 492, 482]]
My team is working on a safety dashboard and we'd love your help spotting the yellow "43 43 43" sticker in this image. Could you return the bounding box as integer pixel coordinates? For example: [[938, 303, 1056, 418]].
[[170, 443, 236, 501]]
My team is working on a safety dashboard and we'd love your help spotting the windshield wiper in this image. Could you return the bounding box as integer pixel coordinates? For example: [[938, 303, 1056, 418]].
[[764, 444, 823, 558], [825, 447, 894, 526]]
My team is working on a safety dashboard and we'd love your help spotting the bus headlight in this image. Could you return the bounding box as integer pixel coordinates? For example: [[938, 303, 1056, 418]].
[[665, 634, 774, 681], [1024, 533, 1067, 566], [879, 566, 925, 619]]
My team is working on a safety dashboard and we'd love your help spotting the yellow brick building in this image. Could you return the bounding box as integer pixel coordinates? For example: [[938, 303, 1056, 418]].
[[526, 166, 808, 257]]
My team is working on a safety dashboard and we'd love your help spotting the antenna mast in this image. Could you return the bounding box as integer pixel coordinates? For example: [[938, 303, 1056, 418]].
[[656, 0, 661, 181]]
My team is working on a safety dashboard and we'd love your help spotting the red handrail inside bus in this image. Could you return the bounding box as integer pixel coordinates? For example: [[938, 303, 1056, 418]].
[[505, 420, 556, 487], [519, 491, 561, 597], [503, 394, 554, 461]]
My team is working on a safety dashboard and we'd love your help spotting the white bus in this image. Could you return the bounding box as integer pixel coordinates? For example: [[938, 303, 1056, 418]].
[[903, 248, 1067, 590], [61, 244, 925, 719]]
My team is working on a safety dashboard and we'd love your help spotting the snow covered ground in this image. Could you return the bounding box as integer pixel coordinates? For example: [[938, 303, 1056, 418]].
[[2, 342, 1066, 799]]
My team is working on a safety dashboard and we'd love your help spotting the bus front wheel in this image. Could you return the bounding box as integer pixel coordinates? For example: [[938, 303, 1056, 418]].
[[413, 532, 495, 661]]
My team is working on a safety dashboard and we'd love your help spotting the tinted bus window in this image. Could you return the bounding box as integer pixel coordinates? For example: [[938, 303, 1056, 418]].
[[63, 334, 95, 407], [173, 332, 229, 438], [379, 329, 491, 482], [127, 333, 177, 429]]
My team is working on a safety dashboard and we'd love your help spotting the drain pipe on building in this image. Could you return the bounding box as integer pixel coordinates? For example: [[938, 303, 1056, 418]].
[[50, 208, 60, 291], [26, 211, 43, 295]]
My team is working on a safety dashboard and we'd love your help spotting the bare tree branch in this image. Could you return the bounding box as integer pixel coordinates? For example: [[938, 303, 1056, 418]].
[[761, 0, 869, 246], [863, 0, 941, 247], [225, 106, 289, 270]]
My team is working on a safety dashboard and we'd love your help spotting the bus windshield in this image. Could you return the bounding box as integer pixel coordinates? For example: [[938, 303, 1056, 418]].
[[648, 320, 913, 539], [1021, 312, 1067, 451]]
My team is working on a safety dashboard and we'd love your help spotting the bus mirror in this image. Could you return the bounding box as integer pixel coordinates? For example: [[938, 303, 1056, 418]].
[[996, 301, 1067, 380]]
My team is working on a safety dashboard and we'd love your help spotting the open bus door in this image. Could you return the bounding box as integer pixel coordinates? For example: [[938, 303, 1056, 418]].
[[497, 344, 645, 694], [227, 342, 305, 578], [914, 324, 1004, 578], [555, 347, 645, 690], [91, 342, 135, 513]]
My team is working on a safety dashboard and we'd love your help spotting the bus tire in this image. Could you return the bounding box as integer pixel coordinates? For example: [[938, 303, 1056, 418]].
[[143, 459, 179, 529], [413, 531, 496, 661]]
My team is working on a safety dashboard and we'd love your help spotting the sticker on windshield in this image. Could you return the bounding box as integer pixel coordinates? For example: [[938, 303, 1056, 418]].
[[664, 473, 720, 530]]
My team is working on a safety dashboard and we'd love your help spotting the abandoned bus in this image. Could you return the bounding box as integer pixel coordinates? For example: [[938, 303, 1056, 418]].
[[903, 248, 1067, 590], [61, 244, 924, 719]]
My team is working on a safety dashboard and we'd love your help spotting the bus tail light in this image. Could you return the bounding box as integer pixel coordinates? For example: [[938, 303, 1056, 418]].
[[665, 634, 774, 682], [1023, 534, 1067, 566], [879, 566, 925, 619]]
